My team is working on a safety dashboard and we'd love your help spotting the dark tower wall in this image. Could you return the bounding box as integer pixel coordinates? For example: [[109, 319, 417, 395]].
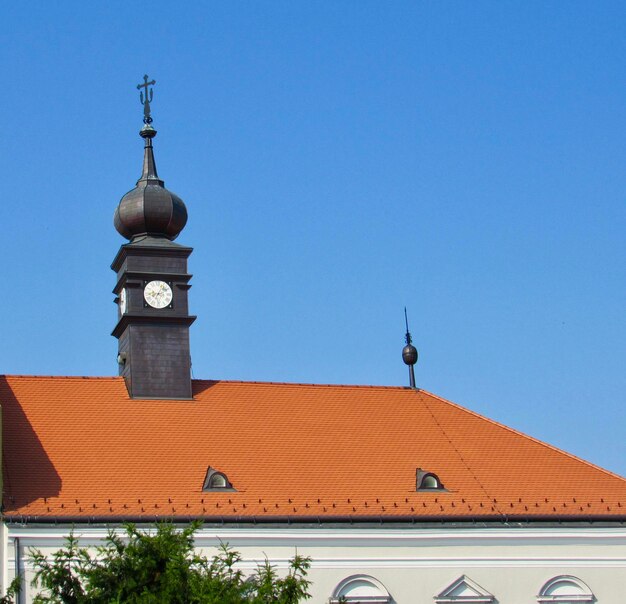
[[111, 239, 195, 399]]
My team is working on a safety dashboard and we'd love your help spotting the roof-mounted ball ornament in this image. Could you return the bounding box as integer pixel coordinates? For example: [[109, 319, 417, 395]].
[[402, 307, 418, 389], [113, 74, 188, 241]]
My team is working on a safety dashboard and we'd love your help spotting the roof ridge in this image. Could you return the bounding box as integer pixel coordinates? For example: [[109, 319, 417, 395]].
[[419, 390, 505, 516], [2, 375, 122, 380], [2, 375, 411, 390], [192, 378, 410, 390], [420, 389, 626, 483]]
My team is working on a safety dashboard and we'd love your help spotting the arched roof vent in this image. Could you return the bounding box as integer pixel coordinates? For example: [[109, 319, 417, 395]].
[[202, 467, 235, 492], [416, 468, 446, 491]]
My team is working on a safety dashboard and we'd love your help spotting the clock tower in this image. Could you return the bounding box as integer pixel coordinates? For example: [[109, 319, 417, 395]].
[[111, 76, 195, 399]]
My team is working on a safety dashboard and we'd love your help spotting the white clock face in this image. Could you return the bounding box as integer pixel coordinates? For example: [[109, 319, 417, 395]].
[[144, 280, 173, 309], [119, 288, 127, 314]]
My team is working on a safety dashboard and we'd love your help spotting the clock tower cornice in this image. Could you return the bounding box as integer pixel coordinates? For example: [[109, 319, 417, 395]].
[[111, 238, 193, 273], [112, 314, 196, 340]]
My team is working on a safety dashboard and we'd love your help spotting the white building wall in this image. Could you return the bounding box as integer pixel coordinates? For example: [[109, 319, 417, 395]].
[[4, 524, 626, 603], [0, 521, 8, 598]]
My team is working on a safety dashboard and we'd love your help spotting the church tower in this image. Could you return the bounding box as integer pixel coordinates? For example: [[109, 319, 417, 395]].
[[111, 76, 195, 399]]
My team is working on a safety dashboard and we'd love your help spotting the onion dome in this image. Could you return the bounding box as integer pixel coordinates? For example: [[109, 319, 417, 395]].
[[114, 125, 188, 241]]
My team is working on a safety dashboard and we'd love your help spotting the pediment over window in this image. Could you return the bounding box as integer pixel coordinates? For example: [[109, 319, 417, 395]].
[[537, 575, 594, 603], [435, 575, 495, 603], [329, 574, 391, 603]]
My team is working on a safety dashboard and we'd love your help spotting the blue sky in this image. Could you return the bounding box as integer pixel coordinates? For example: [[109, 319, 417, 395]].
[[1, 2, 625, 475]]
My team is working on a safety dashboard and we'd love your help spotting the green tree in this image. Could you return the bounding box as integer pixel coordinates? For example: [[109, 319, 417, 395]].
[[23, 522, 311, 604], [0, 576, 21, 604]]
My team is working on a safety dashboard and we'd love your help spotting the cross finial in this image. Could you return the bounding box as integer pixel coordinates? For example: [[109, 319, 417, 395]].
[[137, 74, 156, 124]]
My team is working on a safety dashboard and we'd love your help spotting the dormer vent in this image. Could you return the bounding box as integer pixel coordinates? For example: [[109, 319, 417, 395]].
[[416, 468, 446, 491], [203, 467, 235, 492]]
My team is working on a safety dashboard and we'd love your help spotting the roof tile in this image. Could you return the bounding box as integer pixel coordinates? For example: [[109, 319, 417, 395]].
[[1, 376, 625, 521]]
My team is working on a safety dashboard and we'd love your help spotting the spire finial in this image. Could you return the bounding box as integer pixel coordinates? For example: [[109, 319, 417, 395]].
[[137, 74, 156, 125], [402, 307, 418, 389], [135, 75, 159, 177], [404, 307, 412, 345]]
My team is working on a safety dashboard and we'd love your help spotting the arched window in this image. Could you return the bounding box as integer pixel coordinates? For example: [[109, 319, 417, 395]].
[[329, 574, 391, 603], [537, 575, 594, 603], [209, 473, 227, 488], [421, 474, 439, 488]]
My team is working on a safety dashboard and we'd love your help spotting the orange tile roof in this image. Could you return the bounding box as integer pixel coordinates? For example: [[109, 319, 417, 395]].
[[2, 375, 625, 523]]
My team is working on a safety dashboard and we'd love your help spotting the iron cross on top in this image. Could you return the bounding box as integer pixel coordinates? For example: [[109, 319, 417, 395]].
[[137, 74, 156, 124]]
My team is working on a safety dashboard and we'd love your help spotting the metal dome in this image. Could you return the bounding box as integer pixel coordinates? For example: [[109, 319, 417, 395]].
[[114, 126, 188, 241], [402, 343, 418, 366]]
